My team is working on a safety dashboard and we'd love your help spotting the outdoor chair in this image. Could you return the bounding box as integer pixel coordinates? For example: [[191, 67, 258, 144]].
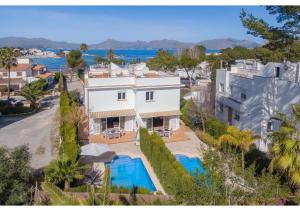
[[155, 129, 164, 137], [103, 130, 113, 139], [107, 132, 114, 139], [113, 131, 121, 139], [164, 129, 170, 137]]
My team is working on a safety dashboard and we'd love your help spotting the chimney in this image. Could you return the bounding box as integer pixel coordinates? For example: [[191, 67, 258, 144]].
[[220, 60, 223, 69]]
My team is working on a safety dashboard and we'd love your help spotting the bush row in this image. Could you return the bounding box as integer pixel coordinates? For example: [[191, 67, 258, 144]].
[[60, 90, 80, 161], [140, 128, 202, 204]]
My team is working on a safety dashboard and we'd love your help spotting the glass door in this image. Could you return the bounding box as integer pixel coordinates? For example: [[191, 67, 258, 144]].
[[101, 118, 107, 132]]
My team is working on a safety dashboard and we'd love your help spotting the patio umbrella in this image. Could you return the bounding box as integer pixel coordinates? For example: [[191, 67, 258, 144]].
[[80, 143, 111, 157]]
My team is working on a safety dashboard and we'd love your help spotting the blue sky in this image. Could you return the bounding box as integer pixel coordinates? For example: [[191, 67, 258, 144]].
[[0, 6, 278, 44]]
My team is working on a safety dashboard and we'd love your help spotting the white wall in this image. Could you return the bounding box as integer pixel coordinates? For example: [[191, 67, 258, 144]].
[[88, 77, 135, 87], [135, 87, 180, 113], [88, 88, 135, 112]]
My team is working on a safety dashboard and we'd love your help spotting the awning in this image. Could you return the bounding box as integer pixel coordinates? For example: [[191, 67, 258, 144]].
[[139, 110, 181, 118], [91, 109, 136, 118]]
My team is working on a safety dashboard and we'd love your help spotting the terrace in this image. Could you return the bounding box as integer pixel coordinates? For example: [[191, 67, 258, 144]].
[[89, 131, 136, 144]]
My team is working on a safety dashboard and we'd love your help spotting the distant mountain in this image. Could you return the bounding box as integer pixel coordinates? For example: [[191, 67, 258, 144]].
[[0, 37, 260, 50], [198, 38, 260, 50], [90, 39, 195, 49], [0, 37, 79, 49]]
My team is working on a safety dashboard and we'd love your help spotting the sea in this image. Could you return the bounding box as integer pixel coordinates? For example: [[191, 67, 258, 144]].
[[31, 49, 220, 71]]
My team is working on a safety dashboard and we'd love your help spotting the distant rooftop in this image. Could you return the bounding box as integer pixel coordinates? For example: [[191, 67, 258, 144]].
[[87, 62, 178, 79]]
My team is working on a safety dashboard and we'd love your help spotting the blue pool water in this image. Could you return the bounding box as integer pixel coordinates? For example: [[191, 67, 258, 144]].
[[109, 155, 156, 192], [176, 154, 206, 176]]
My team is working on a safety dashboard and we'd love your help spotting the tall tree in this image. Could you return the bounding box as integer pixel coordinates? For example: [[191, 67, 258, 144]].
[[0, 48, 18, 100], [0, 145, 33, 205], [178, 51, 198, 88], [189, 45, 207, 61], [66, 50, 85, 82], [80, 43, 88, 52], [147, 49, 178, 71], [240, 6, 300, 60]]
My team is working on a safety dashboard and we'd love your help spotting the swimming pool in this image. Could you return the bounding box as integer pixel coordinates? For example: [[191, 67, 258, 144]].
[[108, 155, 156, 192], [176, 154, 206, 176]]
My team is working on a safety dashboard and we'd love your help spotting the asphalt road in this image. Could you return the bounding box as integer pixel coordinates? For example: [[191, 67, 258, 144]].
[[0, 95, 59, 169]]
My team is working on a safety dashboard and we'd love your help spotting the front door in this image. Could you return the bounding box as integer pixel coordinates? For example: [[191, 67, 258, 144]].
[[227, 107, 233, 125]]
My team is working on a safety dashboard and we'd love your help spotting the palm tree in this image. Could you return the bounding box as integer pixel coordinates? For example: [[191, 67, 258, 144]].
[[269, 104, 300, 193], [66, 50, 85, 82], [45, 159, 87, 191], [80, 43, 88, 52], [107, 49, 114, 62], [219, 126, 254, 171], [0, 48, 17, 100]]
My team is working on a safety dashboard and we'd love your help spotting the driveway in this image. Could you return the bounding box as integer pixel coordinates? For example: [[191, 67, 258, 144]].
[[0, 95, 59, 169], [66, 76, 84, 95]]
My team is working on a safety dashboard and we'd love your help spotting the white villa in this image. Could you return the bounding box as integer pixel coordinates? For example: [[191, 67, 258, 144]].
[[84, 63, 181, 140], [215, 59, 300, 151]]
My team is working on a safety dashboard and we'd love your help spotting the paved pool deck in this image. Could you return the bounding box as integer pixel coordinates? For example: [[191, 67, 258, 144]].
[[165, 131, 208, 159]]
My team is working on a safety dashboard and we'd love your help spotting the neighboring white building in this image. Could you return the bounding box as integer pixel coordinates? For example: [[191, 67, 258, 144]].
[[215, 59, 300, 151], [184, 79, 212, 109], [0, 58, 51, 91], [84, 63, 181, 139]]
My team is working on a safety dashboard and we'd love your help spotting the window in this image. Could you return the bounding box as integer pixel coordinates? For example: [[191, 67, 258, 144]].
[[117, 91, 126, 100], [146, 91, 154, 101], [267, 120, 273, 132], [219, 103, 224, 112], [219, 83, 225, 92], [234, 111, 240, 121], [241, 90, 247, 101], [275, 67, 280, 78]]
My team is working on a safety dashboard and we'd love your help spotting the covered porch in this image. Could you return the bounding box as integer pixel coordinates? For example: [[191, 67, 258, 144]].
[[140, 110, 181, 137], [90, 109, 136, 142]]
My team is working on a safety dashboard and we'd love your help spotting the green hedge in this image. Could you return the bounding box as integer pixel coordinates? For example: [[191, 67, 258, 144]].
[[59, 91, 80, 161], [140, 128, 202, 204], [205, 118, 228, 139]]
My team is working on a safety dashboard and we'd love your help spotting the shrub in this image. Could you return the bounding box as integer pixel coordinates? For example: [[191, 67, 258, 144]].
[[110, 186, 150, 194], [205, 118, 228, 139], [140, 128, 203, 204], [0, 100, 34, 115], [69, 90, 80, 105], [195, 129, 220, 148]]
